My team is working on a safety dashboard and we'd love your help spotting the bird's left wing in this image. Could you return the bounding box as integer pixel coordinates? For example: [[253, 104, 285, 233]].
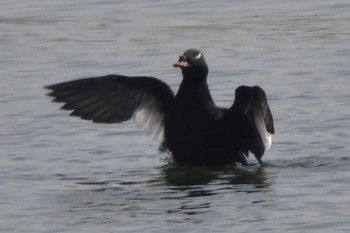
[[226, 85, 274, 163], [45, 74, 175, 139]]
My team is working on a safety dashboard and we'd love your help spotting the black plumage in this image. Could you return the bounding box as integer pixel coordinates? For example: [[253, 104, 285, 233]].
[[46, 49, 274, 166]]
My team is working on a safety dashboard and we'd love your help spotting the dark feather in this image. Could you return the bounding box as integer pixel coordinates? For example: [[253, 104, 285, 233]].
[[227, 85, 274, 162], [46, 74, 174, 139]]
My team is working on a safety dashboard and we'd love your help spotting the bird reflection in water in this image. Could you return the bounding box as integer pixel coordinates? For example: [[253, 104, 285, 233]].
[[161, 165, 273, 196]]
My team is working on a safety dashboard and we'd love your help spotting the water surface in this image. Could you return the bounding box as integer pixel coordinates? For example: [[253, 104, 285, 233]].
[[1, 0, 350, 232]]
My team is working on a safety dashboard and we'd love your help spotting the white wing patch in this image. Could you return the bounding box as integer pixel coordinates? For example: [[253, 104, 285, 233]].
[[132, 94, 165, 141], [254, 116, 272, 152]]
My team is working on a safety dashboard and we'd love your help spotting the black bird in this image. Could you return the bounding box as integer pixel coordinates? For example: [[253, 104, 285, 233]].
[[46, 49, 274, 167]]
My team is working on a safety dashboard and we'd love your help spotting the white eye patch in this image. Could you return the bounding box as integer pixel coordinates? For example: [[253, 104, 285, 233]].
[[195, 52, 202, 59]]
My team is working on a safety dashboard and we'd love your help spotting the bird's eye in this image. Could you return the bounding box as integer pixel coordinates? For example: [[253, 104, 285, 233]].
[[195, 52, 202, 59]]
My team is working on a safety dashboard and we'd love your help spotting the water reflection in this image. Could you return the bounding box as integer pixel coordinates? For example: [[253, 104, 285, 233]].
[[161, 165, 273, 196], [56, 165, 275, 225], [156, 165, 275, 216], [69, 164, 274, 196]]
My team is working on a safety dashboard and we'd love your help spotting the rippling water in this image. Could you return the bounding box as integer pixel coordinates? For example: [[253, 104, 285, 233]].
[[1, 0, 350, 232]]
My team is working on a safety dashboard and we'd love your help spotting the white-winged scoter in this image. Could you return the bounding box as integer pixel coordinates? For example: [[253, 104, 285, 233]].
[[46, 49, 274, 167]]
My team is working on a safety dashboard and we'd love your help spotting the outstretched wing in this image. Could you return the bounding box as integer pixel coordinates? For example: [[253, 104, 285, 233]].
[[45, 74, 174, 139], [227, 85, 274, 163]]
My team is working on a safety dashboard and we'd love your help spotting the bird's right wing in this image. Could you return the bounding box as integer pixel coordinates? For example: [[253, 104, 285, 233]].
[[45, 74, 175, 139]]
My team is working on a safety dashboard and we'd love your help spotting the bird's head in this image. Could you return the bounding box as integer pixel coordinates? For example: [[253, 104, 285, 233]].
[[173, 49, 208, 80]]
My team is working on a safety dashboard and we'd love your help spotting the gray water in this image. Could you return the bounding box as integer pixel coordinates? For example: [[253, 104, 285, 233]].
[[1, 0, 350, 232]]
